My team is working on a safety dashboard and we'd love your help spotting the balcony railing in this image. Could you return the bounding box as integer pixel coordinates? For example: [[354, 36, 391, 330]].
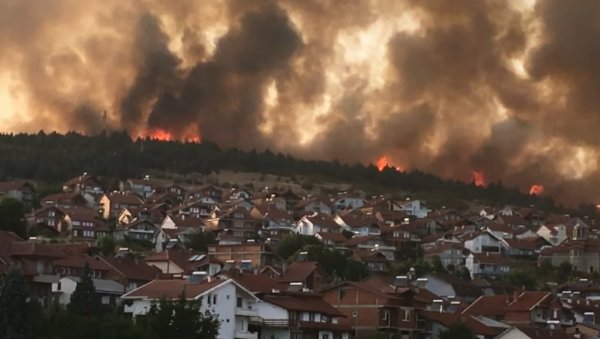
[[249, 316, 291, 327]]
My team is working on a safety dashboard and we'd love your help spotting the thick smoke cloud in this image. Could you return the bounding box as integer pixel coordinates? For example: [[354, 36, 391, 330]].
[[1, 0, 600, 205]]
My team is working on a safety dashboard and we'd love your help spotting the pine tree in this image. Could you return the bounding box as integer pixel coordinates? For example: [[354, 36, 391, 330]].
[[0, 267, 30, 339], [68, 263, 101, 316]]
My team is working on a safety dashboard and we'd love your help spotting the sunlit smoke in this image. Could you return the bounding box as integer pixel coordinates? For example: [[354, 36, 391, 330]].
[[2, 0, 600, 205]]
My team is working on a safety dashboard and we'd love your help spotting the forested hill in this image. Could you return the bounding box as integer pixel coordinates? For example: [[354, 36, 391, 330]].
[[0, 131, 565, 211]]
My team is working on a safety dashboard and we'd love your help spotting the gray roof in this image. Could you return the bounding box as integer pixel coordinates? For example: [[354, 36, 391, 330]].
[[65, 277, 125, 294]]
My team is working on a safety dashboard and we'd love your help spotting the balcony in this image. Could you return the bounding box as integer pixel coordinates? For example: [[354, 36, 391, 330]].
[[234, 331, 257, 339], [249, 316, 290, 327], [236, 308, 258, 317]]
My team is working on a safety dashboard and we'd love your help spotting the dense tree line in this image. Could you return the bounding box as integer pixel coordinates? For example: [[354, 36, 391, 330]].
[[0, 265, 219, 339], [0, 131, 561, 211]]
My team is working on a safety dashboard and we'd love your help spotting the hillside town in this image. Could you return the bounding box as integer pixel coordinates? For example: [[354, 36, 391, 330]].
[[2, 174, 600, 339]]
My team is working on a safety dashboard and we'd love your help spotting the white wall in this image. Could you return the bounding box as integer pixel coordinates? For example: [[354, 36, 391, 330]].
[[52, 277, 78, 305]]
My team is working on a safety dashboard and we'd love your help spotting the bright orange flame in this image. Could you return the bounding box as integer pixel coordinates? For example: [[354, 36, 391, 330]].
[[376, 156, 405, 173], [472, 171, 485, 187], [138, 126, 202, 143], [376, 156, 389, 171], [596, 204, 600, 209], [529, 184, 544, 196], [143, 128, 172, 141]]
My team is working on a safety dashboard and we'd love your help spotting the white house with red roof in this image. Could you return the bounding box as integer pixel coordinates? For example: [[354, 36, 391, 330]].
[[122, 276, 259, 339]]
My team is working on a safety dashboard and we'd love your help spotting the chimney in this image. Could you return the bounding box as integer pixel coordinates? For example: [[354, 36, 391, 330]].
[[188, 271, 208, 284], [393, 276, 408, 289], [417, 278, 428, 289]]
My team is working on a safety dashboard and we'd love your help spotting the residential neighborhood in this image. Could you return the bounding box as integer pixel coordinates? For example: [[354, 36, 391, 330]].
[[2, 174, 600, 339]]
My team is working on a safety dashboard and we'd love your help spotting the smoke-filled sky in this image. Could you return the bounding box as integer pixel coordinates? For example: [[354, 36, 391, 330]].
[[1, 0, 600, 205]]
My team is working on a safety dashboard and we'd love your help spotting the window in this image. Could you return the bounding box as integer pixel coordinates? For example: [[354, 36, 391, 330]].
[[322, 335, 330, 339], [237, 297, 243, 308], [383, 310, 390, 320], [208, 294, 212, 305], [403, 309, 411, 321], [213, 294, 217, 305], [56, 282, 61, 291], [101, 296, 110, 305], [309, 313, 315, 322]]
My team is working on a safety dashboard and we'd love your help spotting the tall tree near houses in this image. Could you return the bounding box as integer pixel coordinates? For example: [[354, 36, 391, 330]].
[[0, 198, 28, 239], [68, 263, 101, 316], [0, 267, 30, 339]]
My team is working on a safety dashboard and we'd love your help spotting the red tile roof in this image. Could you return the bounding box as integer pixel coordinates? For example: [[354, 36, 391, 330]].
[[506, 291, 551, 312], [461, 295, 510, 317], [304, 213, 340, 229], [101, 256, 160, 282], [280, 261, 325, 283], [122, 278, 227, 299], [224, 271, 283, 294], [263, 293, 345, 317], [54, 255, 111, 271], [107, 193, 144, 206]]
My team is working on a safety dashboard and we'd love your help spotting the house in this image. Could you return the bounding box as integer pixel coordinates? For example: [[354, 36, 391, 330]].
[[331, 194, 366, 212], [321, 280, 416, 338], [99, 193, 145, 219], [0, 180, 37, 206], [537, 222, 569, 246], [296, 212, 341, 236], [257, 292, 351, 339], [334, 210, 382, 236], [424, 243, 466, 271], [53, 254, 112, 279], [418, 311, 509, 339], [41, 192, 88, 208], [538, 239, 600, 273], [315, 232, 347, 247], [122, 277, 260, 339], [114, 219, 159, 243], [279, 261, 327, 292], [52, 276, 124, 306], [463, 231, 501, 254], [485, 222, 515, 239], [462, 295, 511, 321], [64, 207, 110, 241], [497, 326, 573, 339], [31, 206, 69, 234], [466, 253, 511, 279], [121, 177, 171, 199], [504, 291, 554, 326], [208, 243, 283, 273], [353, 249, 390, 272], [420, 273, 487, 301], [63, 173, 103, 194], [400, 199, 430, 218], [295, 197, 333, 216], [144, 247, 196, 275], [501, 237, 548, 257], [206, 207, 263, 239], [98, 256, 160, 292], [380, 224, 421, 250]]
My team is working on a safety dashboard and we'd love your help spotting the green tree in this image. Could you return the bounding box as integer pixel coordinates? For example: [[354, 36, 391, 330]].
[[431, 256, 448, 274], [558, 261, 573, 281], [147, 293, 220, 339], [0, 267, 30, 339], [440, 322, 476, 339], [0, 198, 27, 238], [277, 234, 320, 259], [184, 231, 216, 253], [97, 235, 116, 256], [503, 270, 536, 290], [68, 263, 101, 316]]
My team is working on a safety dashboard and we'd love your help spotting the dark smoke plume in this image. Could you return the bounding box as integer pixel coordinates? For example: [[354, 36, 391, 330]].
[[1, 0, 600, 205]]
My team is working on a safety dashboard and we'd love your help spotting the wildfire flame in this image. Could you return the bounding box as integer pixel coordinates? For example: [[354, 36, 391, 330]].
[[142, 128, 173, 141], [472, 171, 485, 187], [376, 156, 389, 171], [529, 184, 544, 196], [139, 127, 201, 143], [376, 156, 405, 173]]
